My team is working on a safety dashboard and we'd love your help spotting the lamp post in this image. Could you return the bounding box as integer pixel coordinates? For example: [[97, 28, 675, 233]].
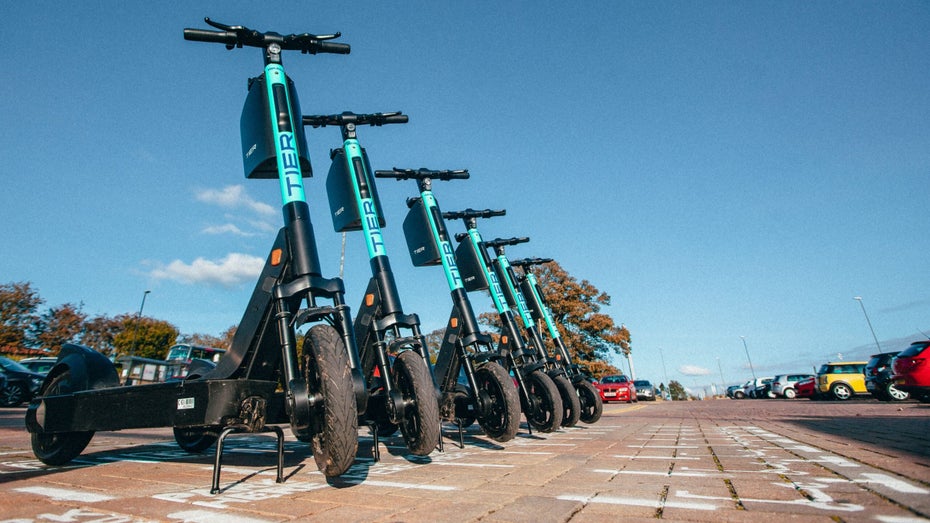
[[658, 346, 670, 399], [717, 357, 725, 388], [740, 336, 756, 380], [853, 296, 882, 353], [129, 290, 151, 357]]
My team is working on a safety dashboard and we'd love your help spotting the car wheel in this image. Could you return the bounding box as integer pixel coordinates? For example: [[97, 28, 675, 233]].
[[1, 384, 27, 407], [831, 383, 853, 401], [783, 388, 796, 399], [734, 391, 745, 399], [885, 383, 910, 402]]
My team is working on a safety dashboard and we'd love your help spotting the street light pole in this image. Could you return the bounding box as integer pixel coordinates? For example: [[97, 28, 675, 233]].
[[740, 336, 756, 380], [853, 296, 882, 354], [129, 290, 151, 357], [658, 346, 670, 399], [717, 357, 725, 386]]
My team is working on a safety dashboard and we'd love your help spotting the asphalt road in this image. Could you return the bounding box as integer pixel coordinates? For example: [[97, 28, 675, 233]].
[[1, 398, 928, 522]]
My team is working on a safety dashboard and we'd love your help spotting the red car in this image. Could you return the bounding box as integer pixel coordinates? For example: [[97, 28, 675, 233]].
[[892, 341, 930, 403], [595, 375, 636, 404], [795, 375, 816, 399]]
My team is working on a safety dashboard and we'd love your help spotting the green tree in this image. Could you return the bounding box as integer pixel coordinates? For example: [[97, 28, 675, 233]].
[[113, 315, 178, 359], [0, 281, 44, 350], [32, 302, 87, 353], [668, 380, 687, 401], [81, 314, 123, 356]]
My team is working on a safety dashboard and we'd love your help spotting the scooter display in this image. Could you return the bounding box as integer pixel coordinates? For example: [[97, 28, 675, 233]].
[[302, 112, 440, 455], [443, 209, 562, 432], [509, 257, 603, 424], [374, 168, 521, 442], [26, 18, 365, 481]]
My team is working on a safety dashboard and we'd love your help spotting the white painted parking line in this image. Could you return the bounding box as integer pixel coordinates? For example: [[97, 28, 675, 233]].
[[557, 493, 717, 511], [612, 455, 700, 460], [856, 473, 930, 494], [168, 509, 274, 523], [676, 488, 864, 512], [626, 444, 699, 448], [14, 486, 115, 502]]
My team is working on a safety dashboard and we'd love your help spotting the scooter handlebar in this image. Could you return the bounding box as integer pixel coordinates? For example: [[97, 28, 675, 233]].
[[184, 18, 350, 54], [375, 168, 469, 181], [484, 237, 530, 248], [302, 111, 408, 128], [442, 208, 506, 220], [509, 257, 553, 268]]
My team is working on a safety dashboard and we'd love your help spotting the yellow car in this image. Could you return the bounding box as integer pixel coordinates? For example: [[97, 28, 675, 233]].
[[816, 361, 867, 400]]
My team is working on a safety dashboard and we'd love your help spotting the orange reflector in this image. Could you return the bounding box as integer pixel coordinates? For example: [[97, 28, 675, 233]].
[[450, 317, 458, 329], [366, 294, 375, 307], [556, 354, 562, 361], [501, 336, 508, 345], [271, 249, 283, 266]]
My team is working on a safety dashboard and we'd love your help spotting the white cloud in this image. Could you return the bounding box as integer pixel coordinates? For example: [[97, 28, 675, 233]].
[[677, 365, 712, 376], [196, 185, 276, 216], [149, 253, 264, 287], [202, 223, 255, 237]]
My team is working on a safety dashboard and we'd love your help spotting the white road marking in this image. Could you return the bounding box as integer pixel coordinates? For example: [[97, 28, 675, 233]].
[[14, 486, 115, 503], [856, 473, 930, 494], [557, 493, 717, 511], [167, 509, 274, 523]]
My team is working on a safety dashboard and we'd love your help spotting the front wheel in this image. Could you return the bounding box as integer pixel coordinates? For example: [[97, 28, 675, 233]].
[[302, 324, 358, 477], [831, 383, 853, 401], [174, 427, 219, 453], [31, 371, 94, 466], [576, 380, 603, 424], [522, 370, 562, 433], [783, 388, 797, 399], [552, 374, 581, 427], [1, 384, 27, 407], [474, 362, 520, 442], [392, 350, 440, 456]]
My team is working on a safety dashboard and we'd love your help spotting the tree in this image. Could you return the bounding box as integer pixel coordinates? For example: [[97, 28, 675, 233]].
[[0, 282, 44, 350], [178, 332, 228, 349], [32, 303, 87, 353], [112, 315, 178, 359], [81, 314, 123, 356], [667, 380, 687, 401]]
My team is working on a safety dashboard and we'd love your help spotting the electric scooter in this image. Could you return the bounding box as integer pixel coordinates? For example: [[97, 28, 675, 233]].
[[302, 111, 440, 455], [26, 19, 365, 484], [374, 168, 521, 443], [509, 257, 603, 424], [443, 209, 562, 432]]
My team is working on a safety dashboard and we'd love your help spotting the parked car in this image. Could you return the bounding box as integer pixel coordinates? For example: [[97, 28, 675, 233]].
[[595, 375, 636, 403], [865, 352, 909, 402], [771, 373, 814, 399], [816, 361, 867, 400], [725, 384, 742, 399], [891, 340, 930, 403], [795, 375, 816, 399], [18, 356, 58, 376], [633, 380, 656, 401], [741, 377, 774, 399], [0, 356, 45, 407]]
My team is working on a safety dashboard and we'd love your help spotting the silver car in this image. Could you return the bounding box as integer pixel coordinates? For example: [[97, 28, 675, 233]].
[[770, 373, 814, 399]]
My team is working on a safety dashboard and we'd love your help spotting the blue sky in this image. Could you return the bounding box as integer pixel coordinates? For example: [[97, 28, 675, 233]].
[[3, 2, 928, 392]]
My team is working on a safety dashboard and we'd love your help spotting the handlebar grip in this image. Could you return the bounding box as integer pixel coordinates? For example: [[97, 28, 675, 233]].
[[317, 41, 351, 54], [183, 28, 237, 44], [382, 114, 409, 124]]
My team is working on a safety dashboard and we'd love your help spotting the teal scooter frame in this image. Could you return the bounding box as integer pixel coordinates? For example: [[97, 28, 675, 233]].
[[26, 19, 365, 484], [443, 209, 563, 432], [508, 257, 603, 424], [375, 168, 521, 443], [303, 111, 440, 456]]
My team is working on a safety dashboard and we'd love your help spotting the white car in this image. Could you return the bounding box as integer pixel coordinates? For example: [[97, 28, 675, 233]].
[[770, 373, 813, 399]]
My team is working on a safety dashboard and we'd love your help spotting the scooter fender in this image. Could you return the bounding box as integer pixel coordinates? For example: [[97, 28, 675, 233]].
[[45, 343, 120, 394]]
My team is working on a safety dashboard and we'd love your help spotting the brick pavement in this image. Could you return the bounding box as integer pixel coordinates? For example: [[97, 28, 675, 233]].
[[1, 398, 928, 522]]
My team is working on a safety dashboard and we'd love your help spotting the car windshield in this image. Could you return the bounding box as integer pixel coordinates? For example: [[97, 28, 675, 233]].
[[0, 356, 31, 373], [633, 380, 651, 387], [898, 342, 930, 358], [602, 376, 628, 384]]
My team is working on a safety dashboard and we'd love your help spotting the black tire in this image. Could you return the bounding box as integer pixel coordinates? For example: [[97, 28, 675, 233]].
[[831, 382, 853, 401], [473, 362, 520, 442], [576, 379, 603, 424], [392, 351, 441, 456], [174, 427, 219, 453], [302, 324, 358, 477], [31, 371, 94, 466], [884, 382, 910, 402], [522, 370, 562, 433], [552, 374, 581, 427], [1, 384, 27, 407], [452, 384, 477, 428]]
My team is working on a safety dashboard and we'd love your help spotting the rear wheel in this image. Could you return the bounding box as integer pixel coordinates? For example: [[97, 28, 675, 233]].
[[576, 380, 603, 424], [885, 382, 910, 402], [174, 427, 219, 453], [302, 324, 358, 477], [31, 371, 94, 466], [831, 382, 853, 401], [522, 370, 562, 433], [392, 351, 440, 456], [1, 384, 27, 407], [552, 374, 581, 427], [783, 388, 797, 399], [474, 362, 520, 442]]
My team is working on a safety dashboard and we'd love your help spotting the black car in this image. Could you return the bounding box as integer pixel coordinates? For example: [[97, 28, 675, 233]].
[[0, 356, 45, 407], [865, 351, 909, 402]]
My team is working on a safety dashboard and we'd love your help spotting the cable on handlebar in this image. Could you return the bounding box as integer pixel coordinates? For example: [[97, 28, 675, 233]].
[[184, 17, 350, 54]]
